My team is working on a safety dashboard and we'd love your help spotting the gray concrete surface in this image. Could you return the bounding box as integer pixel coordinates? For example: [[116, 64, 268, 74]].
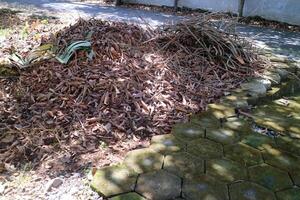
[[1, 0, 299, 61], [0, 0, 180, 27], [124, 0, 300, 26]]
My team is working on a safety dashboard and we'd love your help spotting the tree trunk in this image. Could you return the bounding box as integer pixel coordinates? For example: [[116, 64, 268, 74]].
[[238, 0, 245, 17]]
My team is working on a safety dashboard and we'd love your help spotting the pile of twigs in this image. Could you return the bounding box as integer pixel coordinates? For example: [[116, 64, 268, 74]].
[[155, 16, 263, 79], [0, 16, 264, 167]]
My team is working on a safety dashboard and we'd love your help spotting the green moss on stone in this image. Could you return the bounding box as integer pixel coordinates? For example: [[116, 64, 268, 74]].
[[163, 152, 204, 179], [207, 103, 237, 119], [91, 165, 138, 197], [187, 138, 223, 159], [206, 159, 247, 183], [182, 175, 229, 200], [136, 170, 181, 200], [224, 143, 263, 166], [229, 181, 276, 200], [172, 122, 204, 142], [276, 188, 300, 200], [248, 164, 293, 191], [149, 134, 185, 155], [189, 111, 221, 129], [206, 128, 240, 145], [123, 148, 164, 174], [263, 146, 300, 172], [275, 136, 300, 156], [241, 134, 276, 150]]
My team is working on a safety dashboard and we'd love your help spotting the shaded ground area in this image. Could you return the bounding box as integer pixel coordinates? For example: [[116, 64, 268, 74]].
[[237, 25, 300, 62], [253, 91, 300, 139], [91, 66, 300, 200]]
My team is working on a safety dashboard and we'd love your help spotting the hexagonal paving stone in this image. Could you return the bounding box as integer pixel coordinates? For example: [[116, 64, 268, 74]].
[[149, 134, 185, 155], [229, 181, 276, 200], [290, 171, 300, 186], [241, 134, 276, 151], [187, 138, 223, 159], [135, 170, 181, 200], [91, 165, 138, 197], [276, 188, 300, 200], [224, 142, 263, 166], [207, 103, 237, 119], [220, 92, 249, 109], [182, 175, 229, 200], [172, 122, 204, 142], [275, 136, 300, 156], [263, 146, 300, 172], [109, 192, 146, 200], [206, 159, 247, 183], [248, 164, 293, 191], [163, 152, 204, 179], [206, 128, 240, 145], [124, 148, 164, 174], [222, 117, 252, 133], [189, 111, 221, 129]]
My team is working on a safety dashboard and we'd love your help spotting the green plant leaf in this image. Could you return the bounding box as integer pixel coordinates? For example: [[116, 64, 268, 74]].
[[55, 40, 92, 64]]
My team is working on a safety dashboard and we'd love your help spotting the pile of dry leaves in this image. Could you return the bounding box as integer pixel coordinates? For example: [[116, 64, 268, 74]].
[[0, 16, 264, 170]]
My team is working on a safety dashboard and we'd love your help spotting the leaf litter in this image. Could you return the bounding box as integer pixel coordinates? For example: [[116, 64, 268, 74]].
[[0, 15, 265, 171]]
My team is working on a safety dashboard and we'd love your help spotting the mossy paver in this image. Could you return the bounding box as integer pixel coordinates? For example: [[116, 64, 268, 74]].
[[182, 175, 229, 200], [275, 136, 300, 156], [207, 103, 236, 119], [221, 92, 249, 109], [206, 159, 247, 183], [224, 143, 263, 166], [229, 181, 276, 200], [290, 171, 300, 186], [163, 152, 204, 179], [222, 117, 253, 135], [135, 170, 181, 200], [91, 165, 138, 197], [123, 148, 164, 174], [187, 138, 223, 159], [172, 122, 204, 142], [190, 111, 221, 128], [206, 128, 240, 144], [276, 188, 300, 200], [263, 146, 300, 171], [248, 164, 293, 191], [149, 134, 185, 155], [253, 96, 300, 138], [262, 71, 281, 85], [109, 192, 146, 200], [241, 81, 267, 97], [241, 134, 276, 150]]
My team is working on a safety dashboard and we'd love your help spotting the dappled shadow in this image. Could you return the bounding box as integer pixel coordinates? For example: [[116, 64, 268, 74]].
[[0, 0, 181, 27], [236, 25, 300, 61], [252, 90, 300, 139]]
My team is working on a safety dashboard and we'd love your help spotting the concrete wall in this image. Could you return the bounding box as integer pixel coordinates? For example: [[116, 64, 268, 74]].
[[244, 0, 300, 26], [177, 0, 238, 13], [124, 0, 174, 7], [124, 0, 300, 26]]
